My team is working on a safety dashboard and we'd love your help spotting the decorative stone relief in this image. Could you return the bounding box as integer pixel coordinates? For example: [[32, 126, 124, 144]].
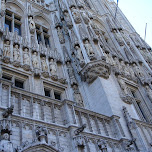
[[120, 30, 130, 46], [3, 40, 11, 63], [113, 30, 125, 46], [28, 16, 36, 34], [73, 84, 84, 107], [63, 11, 73, 29], [80, 60, 111, 83], [13, 44, 21, 67], [75, 45, 85, 67], [23, 48, 30, 71], [71, 6, 81, 24], [49, 58, 58, 80], [145, 85, 152, 102], [80, 7, 89, 24], [71, 29, 79, 47], [57, 27, 65, 44], [84, 40, 96, 60]]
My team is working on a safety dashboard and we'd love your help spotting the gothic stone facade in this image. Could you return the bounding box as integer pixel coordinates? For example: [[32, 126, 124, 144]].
[[0, 0, 152, 152]]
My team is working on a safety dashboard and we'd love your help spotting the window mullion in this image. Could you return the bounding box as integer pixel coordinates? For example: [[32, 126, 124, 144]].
[[40, 26, 45, 45], [12, 13, 14, 33]]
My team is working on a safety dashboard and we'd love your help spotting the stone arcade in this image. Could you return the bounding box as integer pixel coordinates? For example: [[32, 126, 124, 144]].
[[0, 0, 152, 152]]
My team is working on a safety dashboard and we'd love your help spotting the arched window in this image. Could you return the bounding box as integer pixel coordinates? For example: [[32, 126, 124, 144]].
[[34, 16, 50, 47], [5, 3, 24, 36]]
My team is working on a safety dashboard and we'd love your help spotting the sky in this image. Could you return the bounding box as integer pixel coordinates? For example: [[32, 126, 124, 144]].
[[45, 0, 152, 47], [114, 0, 152, 47]]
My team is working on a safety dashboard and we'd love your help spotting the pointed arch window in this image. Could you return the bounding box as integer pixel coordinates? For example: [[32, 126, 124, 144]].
[[5, 10, 22, 36]]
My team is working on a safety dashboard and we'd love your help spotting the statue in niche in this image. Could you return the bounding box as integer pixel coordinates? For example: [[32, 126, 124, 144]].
[[119, 60, 126, 74], [118, 78, 130, 96], [23, 48, 30, 65], [32, 52, 39, 69], [145, 86, 152, 102], [13, 44, 20, 61], [57, 27, 65, 44], [49, 58, 57, 76], [28, 16, 35, 34], [84, 40, 95, 59], [0, 133, 14, 152], [63, 11, 73, 29], [80, 7, 89, 24], [120, 30, 130, 46], [75, 45, 84, 65], [41, 57, 48, 72], [3, 40, 11, 57], [73, 84, 84, 107], [71, 6, 81, 24], [125, 63, 132, 77], [132, 63, 145, 79], [113, 30, 125, 46]]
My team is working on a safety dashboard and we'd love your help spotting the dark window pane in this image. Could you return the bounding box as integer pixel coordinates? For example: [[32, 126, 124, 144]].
[[44, 89, 50, 97], [5, 19, 12, 32], [44, 37, 50, 47], [14, 16, 21, 21], [2, 75, 12, 81], [14, 24, 21, 36], [54, 92, 61, 100], [15, 80, 24, 89], [37, 33, 41, 44], [6, 11, 12, 17]]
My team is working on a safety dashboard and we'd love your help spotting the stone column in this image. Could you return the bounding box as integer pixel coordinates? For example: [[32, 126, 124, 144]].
[[51, 103, 55, 123]]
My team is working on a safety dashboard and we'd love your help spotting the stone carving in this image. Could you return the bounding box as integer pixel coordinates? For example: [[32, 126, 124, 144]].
[[122, 139, 136, 152], [106, 18, 116, 32], [49, 59, 58, 80], [71, 7, 81, 24], [57, 27, 65, 44], [73, 84, 84, 107], [118, 78, 129, 96], [13, 44, 20, 62], [87, 26, 98, 42], [32, 52, 39, 69], [28, 16, 35, 34], [145, 85, 152, 102], [64, 11, 73, 29], [120, 30, 130, 46], [84, 40, 96, 60], [2, 105, 14, 118], [80, 8, 89, 24], [113, 30, 125, 46], [75, 45, 85, 67], [0, 133, 14, 152], [74, 124, 86, 135], [71, 29, 79, 47], [74, 135, 86, 148], [36, 126, 48, 144], [79, 25, 88, 41], [97, 139, 107, 152], [81, 60, 110, 83], [3, 40, 11, 58], [23, 48, 30, 65], [41, 57, 48, 72], [67, 62, 77, 86]]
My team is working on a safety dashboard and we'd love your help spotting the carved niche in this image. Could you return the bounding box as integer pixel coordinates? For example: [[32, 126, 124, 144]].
[[80, 60, 111, 84]]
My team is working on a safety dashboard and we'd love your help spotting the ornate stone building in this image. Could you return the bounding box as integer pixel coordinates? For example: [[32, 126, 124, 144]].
[[0, 0, 152, 151]]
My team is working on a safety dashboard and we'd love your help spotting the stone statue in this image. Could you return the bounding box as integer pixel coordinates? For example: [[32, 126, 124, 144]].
[[32, 52, 39, 69], [73, 84, 84, 107], [0, 133, 14, 152], [132, 63, 145, 79], [84, 40, 95, 59], [64, 11, 73, 29], [57, 27, 65, 44], [49, 59, 57, 76], [145, 86, 152, 102], [80, 8, 89, 24], [3, 40, 11, 57], [41, 57, 48, 72], [13, 44, 20, 61], [118, 78, 129, 95], [28, 16, 35, 34], [120, 30, 130, 46], [71, 7, 81, 24], [125, 63, 132, 77], [36, 126, 47, 144], [23, 48, 30, 65], [113, 30, 125, 46], [75, 45, 84, 63]]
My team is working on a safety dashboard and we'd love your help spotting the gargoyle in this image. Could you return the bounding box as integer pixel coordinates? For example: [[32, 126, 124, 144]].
[[74, 124, 86, 135]]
